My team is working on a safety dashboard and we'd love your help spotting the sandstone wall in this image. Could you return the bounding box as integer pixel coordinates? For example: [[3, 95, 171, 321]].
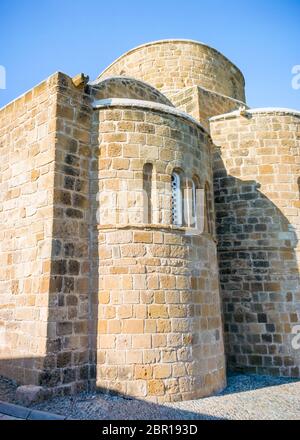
[[98, 40, 246, 102], [0, 75, 57, 384], [0, 72, 96, 394], [210, 109, 300, 376], [90, 104, 226, 402], [172, 85, 246, 131], [42, 73, 94, 394], [4, 36, 298, 400], [91, 77, 173, 106]]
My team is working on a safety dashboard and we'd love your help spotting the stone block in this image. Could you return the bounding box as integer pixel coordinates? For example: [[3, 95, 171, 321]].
[[16, 385, 47, 406]]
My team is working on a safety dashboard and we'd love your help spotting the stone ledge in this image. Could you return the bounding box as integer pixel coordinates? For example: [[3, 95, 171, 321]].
[[96, 223, 217, 242], [89, 76, 174, 107], [0, 401, 30, 419], [210, 107, 300, 121], [0, 400, 67, 420], [93, 98, 209, 135], [97, 223, 185, 232]]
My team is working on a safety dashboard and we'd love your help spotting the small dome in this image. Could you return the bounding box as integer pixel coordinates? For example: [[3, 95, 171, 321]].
[[90, 76, 173, 107], [97, 39, 246, 102]]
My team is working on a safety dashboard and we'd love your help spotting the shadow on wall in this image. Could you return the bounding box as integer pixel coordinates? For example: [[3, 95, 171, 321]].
[[1, 145, 299, 400], [0, 124, 100, 394], [214, 151, 300, 376]]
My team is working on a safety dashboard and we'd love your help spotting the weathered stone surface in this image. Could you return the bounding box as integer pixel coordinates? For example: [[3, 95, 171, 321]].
[[93, 101, 226, 402], [98, 39, 245, 102], [16, 385, 46, 405], [0, 39, 298, 405], [210, 110, 300, 377]]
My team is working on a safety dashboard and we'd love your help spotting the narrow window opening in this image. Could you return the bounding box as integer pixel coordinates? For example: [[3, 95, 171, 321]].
[[205, 182, 213, 235], [184, 178, 194, 228], [171, 171, 183, 226], [190, 176, 199, 228], [143, 163, 153, 224]]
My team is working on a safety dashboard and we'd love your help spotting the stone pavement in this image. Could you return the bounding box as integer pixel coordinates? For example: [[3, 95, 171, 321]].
[[0, 401, 66, 420], [0, 413, 21, 420]]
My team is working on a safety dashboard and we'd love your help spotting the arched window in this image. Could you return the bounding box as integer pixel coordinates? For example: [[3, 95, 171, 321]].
[[180, 175, 202, 229], [184, 178, 196, 228], [190, 176, 200, 228], [171, 171, 183, 226], [143, 163, 153, 224]]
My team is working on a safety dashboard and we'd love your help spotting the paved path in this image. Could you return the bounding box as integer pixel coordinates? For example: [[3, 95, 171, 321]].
[[0, 401, 66, 420], [0, 413, 21, 420]]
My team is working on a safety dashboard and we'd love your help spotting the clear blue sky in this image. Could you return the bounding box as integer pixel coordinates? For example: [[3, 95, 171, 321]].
[[1, 0, 299, 109]]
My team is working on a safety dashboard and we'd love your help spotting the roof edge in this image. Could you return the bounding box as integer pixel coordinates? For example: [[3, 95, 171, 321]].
[[97, 39, 245, 83], [210, 107, 300, 122], [89, 75, 174, 107], [93, 97, 209, 135], [0, 71, 66, 113]]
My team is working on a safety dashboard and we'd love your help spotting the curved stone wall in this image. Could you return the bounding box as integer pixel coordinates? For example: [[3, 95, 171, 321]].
[[98, 39, 246, 102], [90, 76, 173, 106], [210, 109, 300, 376], [90, 103, 226, 402]]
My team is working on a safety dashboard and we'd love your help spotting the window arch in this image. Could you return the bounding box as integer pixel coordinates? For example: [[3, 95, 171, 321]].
[[191, 175, 201, 228], [171, 170, 183, 226], [171, 171, 205, 230], [183, 176, 198, 228], [143, 163, 153, 224]]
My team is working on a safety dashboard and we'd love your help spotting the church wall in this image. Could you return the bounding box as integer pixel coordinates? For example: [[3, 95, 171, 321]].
[[210, 110, 300, 376], [1, 37, 299, 403], [172, 85, 246, 131], [90, 104, 226, 402], [98, 40, 246, 103], [0, 74, 58, 384], [41, 73, 95, 394]]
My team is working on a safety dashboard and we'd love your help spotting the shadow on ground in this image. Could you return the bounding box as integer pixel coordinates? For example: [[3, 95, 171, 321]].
[[1, 371, 300, 420], [216, 371, 300, 396], [0, 373, 224, 420]]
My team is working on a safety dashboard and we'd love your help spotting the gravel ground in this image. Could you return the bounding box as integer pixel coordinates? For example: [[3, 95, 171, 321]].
[[0, 375, 18, 404], [0, 373, 299, 420]]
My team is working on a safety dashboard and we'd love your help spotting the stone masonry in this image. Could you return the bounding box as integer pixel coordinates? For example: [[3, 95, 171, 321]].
[[0, 39, 299, 402], [210, 110, 300, 376]]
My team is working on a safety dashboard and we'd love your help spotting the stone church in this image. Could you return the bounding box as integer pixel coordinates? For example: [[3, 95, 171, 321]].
[[0, 39, 299, 402]]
